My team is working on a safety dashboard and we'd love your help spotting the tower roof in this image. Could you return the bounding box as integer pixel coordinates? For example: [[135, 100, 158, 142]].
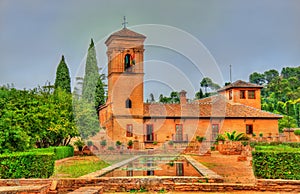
[[105, 28, 146, 45], [218, 80, 263, 92]]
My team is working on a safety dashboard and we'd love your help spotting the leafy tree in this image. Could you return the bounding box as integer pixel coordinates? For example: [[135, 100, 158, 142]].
[[264, 69, 279, 84], [54, 55, 71, 93], [200, 77, 220, 94], [195, 88, 204, 99], [170, 91, 180, 103], [73, 98, 100, 139], [82, 39, 99, 103], [278, 115, 297, 133], [0, 85, 78, 153], [158, 92, 180, 103], [200, 77, 212, 93], [249, 72, 265, 85]]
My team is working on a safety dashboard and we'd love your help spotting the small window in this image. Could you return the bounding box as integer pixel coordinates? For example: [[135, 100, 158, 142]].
[[246, 124, 253, 134], [126, 124, 133, 137], [248, 90, 255, 99], [146, 124, 154, 142], [175, 124, 183, 141], [125, 98, 132, 108], [240, 90, 246, 99], [229, 90, 233, 100], [211, 124, 219, 141]]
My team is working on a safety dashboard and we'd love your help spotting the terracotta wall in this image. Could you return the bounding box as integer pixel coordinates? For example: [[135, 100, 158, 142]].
[[102, 117, 279, 149]]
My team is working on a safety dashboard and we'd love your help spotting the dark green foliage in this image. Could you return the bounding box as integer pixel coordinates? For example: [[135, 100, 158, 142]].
[[196, 136, 206, 142], [54, 55, 71, 93], [100, 140, 107, 147], [95, 74, 106, 109], [200, 77, 220, 94], [294, 130, 300, 136], [0, 152, 54, 178], [30, 146, 74, 160], [82, 39, 99, 103], [159, 91, 180, 103], [0, 86, 78, 153], [73, 98, 100, 139], [249, 72, 266, 85], [195, 88, 204, 99], [74, 139, 85, 151], [116, 141, 122, 146], [250, 142, 300, 148], [250, 66, 300, 130], [252, 149, 300, 180]]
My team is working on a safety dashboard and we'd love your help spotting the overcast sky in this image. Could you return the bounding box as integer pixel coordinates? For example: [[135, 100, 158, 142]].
[[1, 0, 300, 99]]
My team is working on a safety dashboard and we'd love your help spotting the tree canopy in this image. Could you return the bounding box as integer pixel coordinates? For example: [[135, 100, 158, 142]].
[[0, 85, 78, 153], [250, 66, 300, 132]]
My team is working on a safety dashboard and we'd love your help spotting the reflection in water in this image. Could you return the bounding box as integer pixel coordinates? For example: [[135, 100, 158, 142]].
[[102, 156, 202, 177]]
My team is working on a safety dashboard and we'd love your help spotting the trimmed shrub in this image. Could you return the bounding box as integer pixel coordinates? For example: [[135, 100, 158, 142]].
[[0, 152, 54, 178], [252, 149, 300, 180], [294, 130, 300, 136], [31, 146, 74, 160]]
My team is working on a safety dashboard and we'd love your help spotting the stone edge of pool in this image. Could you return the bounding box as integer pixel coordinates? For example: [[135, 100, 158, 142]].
[[80, 155, 223, 182]]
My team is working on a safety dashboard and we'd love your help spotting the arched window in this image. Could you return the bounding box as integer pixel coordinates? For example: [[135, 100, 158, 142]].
[[125, 98, 132, 108], [124, 54, 131, 70]]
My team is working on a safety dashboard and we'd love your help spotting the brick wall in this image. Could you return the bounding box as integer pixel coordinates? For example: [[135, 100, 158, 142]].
[[0, 178, 299, 193]]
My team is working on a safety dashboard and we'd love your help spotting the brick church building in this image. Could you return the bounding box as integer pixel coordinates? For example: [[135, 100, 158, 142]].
[[98, 26, 282, 149]]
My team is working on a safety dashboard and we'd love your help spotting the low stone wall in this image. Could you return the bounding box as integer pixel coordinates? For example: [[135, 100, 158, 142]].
[[0, 178, 300, 193], [218, 141, 243, 155]]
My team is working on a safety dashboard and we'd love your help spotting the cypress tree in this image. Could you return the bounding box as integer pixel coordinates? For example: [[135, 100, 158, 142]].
[[95, 74, 106, 109], [82, 39, 99, 102], [54, 55, 71, 93]]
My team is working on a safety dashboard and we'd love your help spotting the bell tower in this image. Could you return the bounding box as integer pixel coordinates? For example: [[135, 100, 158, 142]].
[[105, 21, 146, 116]]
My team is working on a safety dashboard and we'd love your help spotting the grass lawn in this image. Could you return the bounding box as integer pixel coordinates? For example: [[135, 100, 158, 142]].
[[51, 156, 109, 178]]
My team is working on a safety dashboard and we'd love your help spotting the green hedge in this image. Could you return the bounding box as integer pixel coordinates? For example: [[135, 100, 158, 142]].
[[294, 130, 300, 136], [252, 150, 300, 180], [250, 142, 300, 148], [255, 145, 297, 151], [31, 146, 74, 160], [0, 152, 54, 178]]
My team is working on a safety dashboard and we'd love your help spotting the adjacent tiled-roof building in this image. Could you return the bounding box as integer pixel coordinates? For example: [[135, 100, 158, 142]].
[[99, 28, 282, 150]]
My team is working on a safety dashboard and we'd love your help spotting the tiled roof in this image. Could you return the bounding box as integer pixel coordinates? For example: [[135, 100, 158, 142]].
[[144, 95, 282, 119], [218, 80, 263, 92], [109, 28, 146, 39]]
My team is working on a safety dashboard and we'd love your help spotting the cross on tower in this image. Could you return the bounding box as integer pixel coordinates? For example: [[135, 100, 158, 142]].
[[122, 16, 128, 29]]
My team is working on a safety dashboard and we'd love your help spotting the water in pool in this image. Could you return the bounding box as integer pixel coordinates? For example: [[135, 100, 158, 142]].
[[102, 156, 202, 177]]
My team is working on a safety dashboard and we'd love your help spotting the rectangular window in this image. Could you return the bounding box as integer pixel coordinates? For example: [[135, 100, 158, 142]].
[[240, 90, 246, 99], [248, 90, 255, 99], [246, 124, 253, 134], [176, 163, 184, 176], [126, 170, 133, 177], [229, 90, 233, 100], [126, 124, 133, 137], [175, 124, 183, 141], [211, 124, 219, 141], [146, 124, 154, 142]]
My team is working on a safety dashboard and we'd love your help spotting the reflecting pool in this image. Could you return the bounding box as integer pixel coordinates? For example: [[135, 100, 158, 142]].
[[102, 156, 203, 177]]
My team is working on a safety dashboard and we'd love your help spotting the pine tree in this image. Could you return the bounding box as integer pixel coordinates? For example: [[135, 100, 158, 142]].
[[82, 39, 99, 102], [54, 55, 71, 93]]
